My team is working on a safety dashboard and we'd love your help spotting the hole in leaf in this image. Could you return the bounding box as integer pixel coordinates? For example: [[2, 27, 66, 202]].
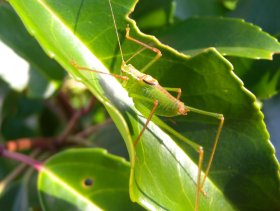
[[83, 178, 94, 187]]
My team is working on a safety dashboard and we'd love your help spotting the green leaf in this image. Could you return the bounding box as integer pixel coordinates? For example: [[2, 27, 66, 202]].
[[0, 3, 65, 97], [1, 90, 43, 139], [0, 169, 38, 211], [173, 0, 280, 35], [38, 149, 142, 211], [89, 122, 129, 159], [174, 0, 228, 20], [229, 56, 280, 99], [9, 0, 279, 210], [229, 0, 280, 34], [131, 0, 175, 30], [0, 182, 29, 211], [156, 17, 280, 59], [26, 67, 57, 99], [221, 0, 239, 11], [0, 79, 10, 123]]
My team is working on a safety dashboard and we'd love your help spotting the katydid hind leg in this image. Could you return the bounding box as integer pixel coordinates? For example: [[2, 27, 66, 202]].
[[195, 146, 204, 211], [131, 97, 205, 209], [145, 111, 211, 203], [200, 115, 224, 191], [185, 106, 225, 192]]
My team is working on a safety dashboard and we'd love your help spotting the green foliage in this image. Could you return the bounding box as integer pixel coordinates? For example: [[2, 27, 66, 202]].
[[155, 17, 280, 59], [0, 0, 279, 210], [0, 3, 65, 97], [38, 149, 142, 211]]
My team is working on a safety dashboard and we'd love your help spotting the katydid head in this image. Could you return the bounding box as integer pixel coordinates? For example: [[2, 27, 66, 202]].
[[121, 63, 143, 80]]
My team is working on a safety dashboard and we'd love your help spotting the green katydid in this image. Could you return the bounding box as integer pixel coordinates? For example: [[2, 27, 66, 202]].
[[71, 0, 224, 210]]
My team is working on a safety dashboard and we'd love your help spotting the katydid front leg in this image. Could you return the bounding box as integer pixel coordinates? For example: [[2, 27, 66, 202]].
[[125, 25, 162, 72], [128, 94, 159, 146]]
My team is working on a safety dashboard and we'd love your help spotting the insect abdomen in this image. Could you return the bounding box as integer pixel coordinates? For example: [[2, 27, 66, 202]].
[[131, 83, 182, 117]]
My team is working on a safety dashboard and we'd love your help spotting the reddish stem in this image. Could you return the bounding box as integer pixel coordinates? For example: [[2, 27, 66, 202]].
[[57, 97, 96, 143], [57, 92, 75, 119], [0, 145, 42, 171], [81, 97, 96, 114], [5, 137, 55, 152]]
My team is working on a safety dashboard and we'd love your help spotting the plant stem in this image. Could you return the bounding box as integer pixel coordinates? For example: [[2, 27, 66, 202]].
[[57, 97, 96, 143], [0, 145, 42, 171], [5, 137, 55, 151]]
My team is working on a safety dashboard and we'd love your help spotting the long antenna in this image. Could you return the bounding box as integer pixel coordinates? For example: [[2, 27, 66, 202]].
[[108, 0, 125, 63]]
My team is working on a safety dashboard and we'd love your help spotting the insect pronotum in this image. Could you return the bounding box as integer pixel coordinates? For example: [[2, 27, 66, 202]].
[[71, 0, 224, 210]]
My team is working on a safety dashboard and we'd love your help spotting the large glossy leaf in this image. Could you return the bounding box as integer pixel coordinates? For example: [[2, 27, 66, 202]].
[[89, 122, 129, 159], [174, 0, 280, 35], [156, 17, 280, 59], [38, 149, 142, 211], [0, 3, 65, 98], [174, 0, 227, 20], [1, 90, 44, 139], [8, 0, 279, 210], [0, 182, 29, 211], [229, 56, 280, 99], [0, 169, 39, 211], [229, 0, 280, 34], [131, 0, 280, 97], [131, 0, 174, 30]]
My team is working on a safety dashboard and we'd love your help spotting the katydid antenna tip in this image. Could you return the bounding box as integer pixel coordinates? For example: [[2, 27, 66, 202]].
[[108, 0, 125, 63]]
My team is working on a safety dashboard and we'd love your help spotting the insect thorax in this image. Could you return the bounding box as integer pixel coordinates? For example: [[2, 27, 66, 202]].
[[122, 64, 145, 80]]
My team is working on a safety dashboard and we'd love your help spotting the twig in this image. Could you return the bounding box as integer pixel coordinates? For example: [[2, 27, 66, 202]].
[[57, 92, 75, 118], [57, 97, 96, 143], [0, 149, 41, 192], [81, 97, 96, 114], [56, 110, 81, 143], [0, 145, 42, 171], [4, 137, 55, 152]]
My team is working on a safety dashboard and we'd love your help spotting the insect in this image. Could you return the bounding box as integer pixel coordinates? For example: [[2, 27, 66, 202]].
[[71, 0, 224, 210]]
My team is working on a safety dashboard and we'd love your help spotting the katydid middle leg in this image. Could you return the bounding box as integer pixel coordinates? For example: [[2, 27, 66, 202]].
[[164, 87, 182, 99]]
